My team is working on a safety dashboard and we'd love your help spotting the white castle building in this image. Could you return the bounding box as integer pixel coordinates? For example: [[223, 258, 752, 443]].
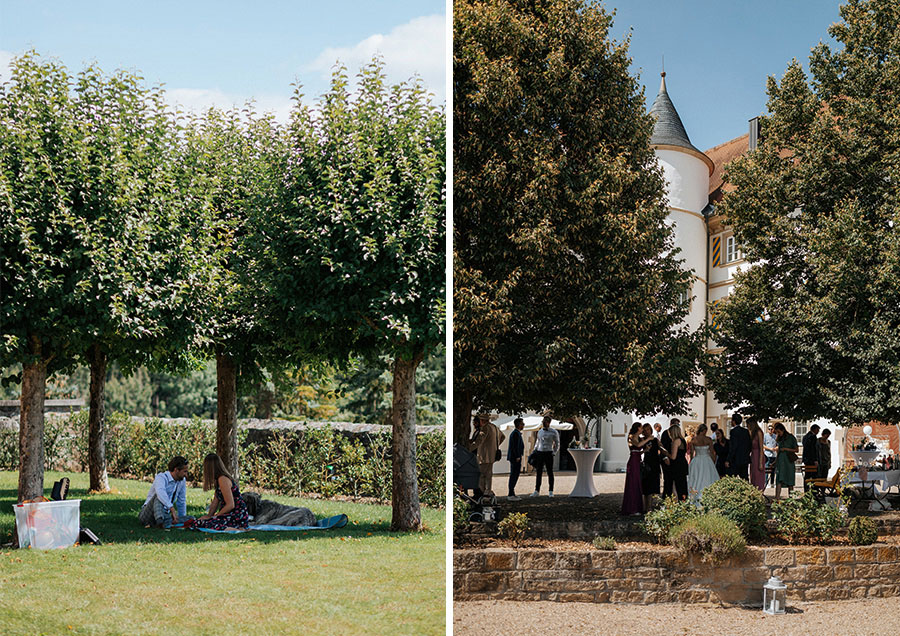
[[597, 72, 842, 472]]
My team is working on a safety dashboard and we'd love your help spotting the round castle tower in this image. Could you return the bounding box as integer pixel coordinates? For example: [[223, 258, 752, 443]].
[[649, 72, 712, 427], [600, 73, 713, 470]]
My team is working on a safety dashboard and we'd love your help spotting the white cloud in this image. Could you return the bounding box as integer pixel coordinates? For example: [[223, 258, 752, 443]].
[[309, 14, 446, 103], [165, 87, 293, 123]]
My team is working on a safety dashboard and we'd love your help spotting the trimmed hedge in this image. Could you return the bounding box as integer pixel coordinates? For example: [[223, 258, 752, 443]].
[[0, 413, 445, 508]]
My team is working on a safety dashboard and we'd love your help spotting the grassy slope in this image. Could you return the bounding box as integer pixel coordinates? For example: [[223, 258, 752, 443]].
[[0, 471, 445, 636]]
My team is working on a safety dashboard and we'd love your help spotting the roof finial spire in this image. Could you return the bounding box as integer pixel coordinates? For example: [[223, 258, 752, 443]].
[[659, 55, 667, 93]]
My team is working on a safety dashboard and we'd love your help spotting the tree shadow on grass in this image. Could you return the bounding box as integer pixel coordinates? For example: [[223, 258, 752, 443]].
[[1, 486, 415, 546]]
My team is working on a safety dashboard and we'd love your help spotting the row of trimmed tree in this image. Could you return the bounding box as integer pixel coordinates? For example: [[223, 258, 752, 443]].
[[0, 52, 445, 530]]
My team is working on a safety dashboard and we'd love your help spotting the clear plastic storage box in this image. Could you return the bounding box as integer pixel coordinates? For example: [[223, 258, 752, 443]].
[[13, 499, 81, 549]]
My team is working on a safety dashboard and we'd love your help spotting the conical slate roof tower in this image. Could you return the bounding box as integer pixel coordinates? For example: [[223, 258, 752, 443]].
[[649, 72, 705, 156]]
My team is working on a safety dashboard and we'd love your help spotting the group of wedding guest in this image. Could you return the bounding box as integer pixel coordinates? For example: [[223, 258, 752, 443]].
[[622, 414, 810, 514], [622, 418, 689, 515]]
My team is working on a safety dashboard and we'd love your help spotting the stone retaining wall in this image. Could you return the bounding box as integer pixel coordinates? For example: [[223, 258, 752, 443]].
[[454, 545, 900, 605], [468, 515, 900, 539]]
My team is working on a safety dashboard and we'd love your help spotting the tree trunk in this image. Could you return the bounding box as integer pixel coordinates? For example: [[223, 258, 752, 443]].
[[453, 389, 473, 447], [87, 344, 110, 492], [390, 351, 424, 531], [19, 355, 47, 502], [216, 351, 239, 481]]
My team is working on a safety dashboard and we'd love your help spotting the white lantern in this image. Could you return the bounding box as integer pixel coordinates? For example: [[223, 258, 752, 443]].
[[863, 425, 873, 436], [763, 576, 787, 615]]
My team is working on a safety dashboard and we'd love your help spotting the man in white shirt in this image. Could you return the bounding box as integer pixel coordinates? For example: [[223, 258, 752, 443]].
[[530, 416, 560, 497], [139, 456, 192, 528]]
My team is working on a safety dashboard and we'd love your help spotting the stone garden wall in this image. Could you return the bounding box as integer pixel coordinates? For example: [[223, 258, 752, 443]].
[[454, 545, 900, 605]]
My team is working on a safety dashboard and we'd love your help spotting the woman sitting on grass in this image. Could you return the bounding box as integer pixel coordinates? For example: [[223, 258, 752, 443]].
[[196, 453, 250, 531]]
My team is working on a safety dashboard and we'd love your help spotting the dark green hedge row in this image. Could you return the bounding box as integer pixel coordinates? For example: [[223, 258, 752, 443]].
[[0, 412, 445, 508]]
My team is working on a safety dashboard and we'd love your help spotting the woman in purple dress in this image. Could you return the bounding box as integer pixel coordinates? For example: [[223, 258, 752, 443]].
[[748, 418, 767, 491], [622, 422, 651, 515], [196, 453, 250, 531]]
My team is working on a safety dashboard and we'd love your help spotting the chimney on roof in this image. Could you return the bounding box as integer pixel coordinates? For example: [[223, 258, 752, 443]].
[[748, 117, 761, 151]]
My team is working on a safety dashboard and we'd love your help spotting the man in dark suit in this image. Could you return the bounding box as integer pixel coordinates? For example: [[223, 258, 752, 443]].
[[507, 417, 525, 500], [660, 418, 678, 496], [725, 413, 751, 480], [802, 424, 821, 491]]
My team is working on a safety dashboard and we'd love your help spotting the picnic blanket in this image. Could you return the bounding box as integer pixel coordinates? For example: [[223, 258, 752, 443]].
[[192, 513, 349, 534]]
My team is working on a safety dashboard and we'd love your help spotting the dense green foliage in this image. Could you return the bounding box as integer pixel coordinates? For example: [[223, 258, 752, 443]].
[[699, 476, 768, 538], [848, 515, 878, 545], [641, 495, 700, 543], [261, 62, 445, 530], [264, 62, 445, 365], [668, 513, 747, 563], [180, 104, 288, 385], [453, 0, 704, 440], [0, 413, 445, 508], [708, 0, 900, 425], [0, 53, 207, 378], [771, 490, 846, 544]]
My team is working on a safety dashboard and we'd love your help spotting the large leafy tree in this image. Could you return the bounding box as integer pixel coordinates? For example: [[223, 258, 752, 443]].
[[708, 0, 900, 426], [0, 54, 206, 498], [454, 0, 704, 443], [261, 62, 445, 530], [180, 105, 288, 479], [69, 64, 208, 492]]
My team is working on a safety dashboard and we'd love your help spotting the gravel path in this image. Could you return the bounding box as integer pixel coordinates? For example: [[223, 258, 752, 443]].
[[453, 598, 900, 635]]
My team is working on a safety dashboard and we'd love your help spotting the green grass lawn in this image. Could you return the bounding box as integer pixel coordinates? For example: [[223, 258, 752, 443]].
[[0, 471, 445, 636]]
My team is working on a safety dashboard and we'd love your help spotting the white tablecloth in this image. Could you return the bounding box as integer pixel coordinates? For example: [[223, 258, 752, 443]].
[[566, 448, 602, 497], [849, 469, 900, 493]]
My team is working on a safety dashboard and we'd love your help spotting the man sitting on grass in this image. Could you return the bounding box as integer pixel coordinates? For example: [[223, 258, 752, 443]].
[[138, 455, 193, 529]]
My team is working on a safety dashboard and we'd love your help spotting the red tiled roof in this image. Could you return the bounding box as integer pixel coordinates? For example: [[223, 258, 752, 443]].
[[705, 134, 749, 202]]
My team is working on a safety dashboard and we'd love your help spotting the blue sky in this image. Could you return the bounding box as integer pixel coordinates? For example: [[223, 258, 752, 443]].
[[0, 0, 447, 119], [611, 0, 843, 151], [1, 1, 844, 149]]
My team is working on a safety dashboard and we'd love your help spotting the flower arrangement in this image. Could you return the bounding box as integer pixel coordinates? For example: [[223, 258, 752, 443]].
[[852, 439, 878, 451]]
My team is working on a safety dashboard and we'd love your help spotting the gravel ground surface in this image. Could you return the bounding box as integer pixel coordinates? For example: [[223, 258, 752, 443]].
[[453, 598, 900, 635]]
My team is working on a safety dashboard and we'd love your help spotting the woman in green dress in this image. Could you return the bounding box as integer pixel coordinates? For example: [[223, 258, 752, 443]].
[[774, 423, 798, 500]]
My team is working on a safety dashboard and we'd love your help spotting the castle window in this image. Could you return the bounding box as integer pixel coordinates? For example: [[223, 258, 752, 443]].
[[726, 236, 742, 263]]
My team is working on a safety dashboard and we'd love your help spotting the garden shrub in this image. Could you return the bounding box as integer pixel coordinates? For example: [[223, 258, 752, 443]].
[[641, 496, 699, 543], [453, 497, 470, 536], [592, 535, 616, 550], [848, 516, 878, 545], [669, 513, 746, 563], [0, 422, 20, 470], [771, 490, 846, 544], [0, 413, 445, 507], [700, 476, 768, 538], [497, 512, 529, 545]]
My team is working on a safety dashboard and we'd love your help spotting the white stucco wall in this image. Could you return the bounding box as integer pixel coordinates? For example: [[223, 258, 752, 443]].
[[656, 148, 710, 213]]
